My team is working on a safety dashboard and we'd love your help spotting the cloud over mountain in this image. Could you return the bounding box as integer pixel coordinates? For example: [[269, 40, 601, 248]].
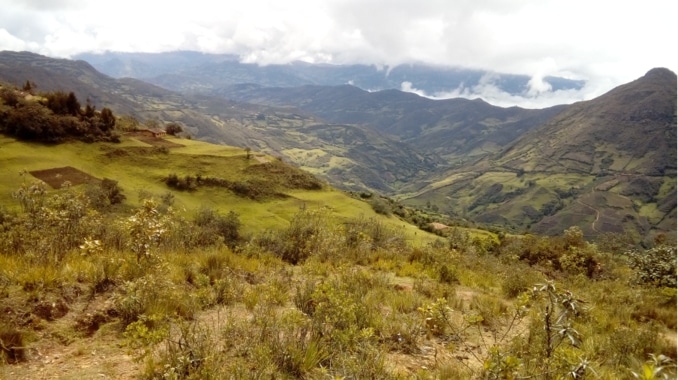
[[1, 0, 675, 107]]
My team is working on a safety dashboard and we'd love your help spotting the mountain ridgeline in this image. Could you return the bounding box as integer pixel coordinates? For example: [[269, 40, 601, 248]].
[[0, 51, 439, 193], [74, 51, 586, 96], [407, 68, 676, 239], [0, 50, 675, 240], [210, 84, 567, 164]]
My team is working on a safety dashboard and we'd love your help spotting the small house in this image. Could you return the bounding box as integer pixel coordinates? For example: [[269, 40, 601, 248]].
[[141, 128, 167, 138]]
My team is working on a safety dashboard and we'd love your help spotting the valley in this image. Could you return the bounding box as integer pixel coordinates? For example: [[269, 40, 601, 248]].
[[0, 59, 675, 378], [1, 51, 674, 240]]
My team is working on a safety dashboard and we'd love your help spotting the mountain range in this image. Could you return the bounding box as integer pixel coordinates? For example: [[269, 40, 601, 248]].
[[0, 50, 675, 241], [74, 51, 585, 96]]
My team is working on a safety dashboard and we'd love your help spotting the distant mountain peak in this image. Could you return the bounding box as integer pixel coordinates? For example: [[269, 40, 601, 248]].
[[643, 67, 676, 80]]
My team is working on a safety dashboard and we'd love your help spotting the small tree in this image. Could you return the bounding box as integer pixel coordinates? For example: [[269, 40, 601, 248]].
[[101, 178, 125, 205], [165, 122, 183, 136], [529, 282, 587, 378], [83, 98, 95, 118], [100, 107, 116, 131], [245, 147, 252, 159], [66, 92, 80, 116], [125, 199, 173, 263]]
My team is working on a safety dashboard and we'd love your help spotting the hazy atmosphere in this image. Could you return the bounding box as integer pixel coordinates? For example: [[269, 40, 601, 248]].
[[0, 0, 676, 107]]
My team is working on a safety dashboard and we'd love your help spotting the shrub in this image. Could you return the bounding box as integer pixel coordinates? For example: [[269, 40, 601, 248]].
[[309, 280, 373, 347], [261, 206, 340, 264], [439, 265, 458, 284], [0, 87, 20, 107], [101, 178, 125, 205], [0, 324, 25, 363], [165, 173, 196, 191], [87, 178, 126, 209], [6, 183, 100, 262], [502, 267, 540, 298], [193, 208, 241, 249], [116, 275, 196, 327], [164, 122, 183, 136], [418, 297, 454, 337], [369, 197, 391, 215], [124, 199, 174, 263], [496, 228, 603, 278], [148, 320, 214, 379], [448, 227, 472, 251], [627, 245, 677, 288]]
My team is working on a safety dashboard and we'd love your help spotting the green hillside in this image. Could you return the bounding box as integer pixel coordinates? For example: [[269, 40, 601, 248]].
[[1, 53, 676, 241], [0, 134, 435, 243], [0, 131, 675, 379], [0, 51, 439, 194], [0, 57, 674, 379], [211, 84, 566, 164], [403, 68, 677, 241]]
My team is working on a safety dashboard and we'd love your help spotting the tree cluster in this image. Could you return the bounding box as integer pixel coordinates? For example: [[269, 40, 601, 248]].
[[164, 122, 183, 136], [0, 86, 119, 143]]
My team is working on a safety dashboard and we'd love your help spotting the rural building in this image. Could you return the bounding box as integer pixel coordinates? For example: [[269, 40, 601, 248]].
[[141, 128, 167, 138]]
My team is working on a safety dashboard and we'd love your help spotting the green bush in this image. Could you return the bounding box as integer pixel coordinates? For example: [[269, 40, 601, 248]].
[[627, 245, 677, 288], [439, 265, 458, 284], [259, 207, 340, 264], [501, 268, 538, 298], [124, 199, 174, 263], [4, 183, 99, 262], [369, 197, 392, 215], [115, 275, 196, 327], [193, 208, 241, 249], [150, 320, 214, 379], [86, 178, 126, 209], [165, 173, 196, 191]]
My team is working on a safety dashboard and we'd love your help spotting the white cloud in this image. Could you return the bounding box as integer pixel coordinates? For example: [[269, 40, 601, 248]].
[[401, 73, 618, 109], [400, 81, 426, 97], [0, 28, 29, 51], [0, 0, 675, 107]]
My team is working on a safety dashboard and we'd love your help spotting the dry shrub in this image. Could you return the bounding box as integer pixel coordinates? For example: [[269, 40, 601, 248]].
[[0, 324, 25, 363]]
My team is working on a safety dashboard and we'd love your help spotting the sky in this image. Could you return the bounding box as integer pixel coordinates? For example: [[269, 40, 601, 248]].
[[0, 0, 676, 108]]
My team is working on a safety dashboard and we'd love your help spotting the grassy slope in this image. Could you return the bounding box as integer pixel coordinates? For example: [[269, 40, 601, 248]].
[[0, 135, 675, 380], [0, 135, 439, 245], [401, 69, 677, 240], [404, 160, 675, 240]]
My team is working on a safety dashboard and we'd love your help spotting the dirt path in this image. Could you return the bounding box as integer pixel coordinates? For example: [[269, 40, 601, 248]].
[[575, 197, 600, 233], [0, 293, 139, 380], [0, 331, 138, 380]]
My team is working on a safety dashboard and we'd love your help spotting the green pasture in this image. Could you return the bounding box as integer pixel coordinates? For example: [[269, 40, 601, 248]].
[[0, 135, 440, 244]]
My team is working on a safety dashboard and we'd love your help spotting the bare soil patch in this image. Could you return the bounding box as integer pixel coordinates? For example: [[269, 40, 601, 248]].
[[430, 222, 449, 230], [29, 167, 99, 189], [0, 289, 139, 380]]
